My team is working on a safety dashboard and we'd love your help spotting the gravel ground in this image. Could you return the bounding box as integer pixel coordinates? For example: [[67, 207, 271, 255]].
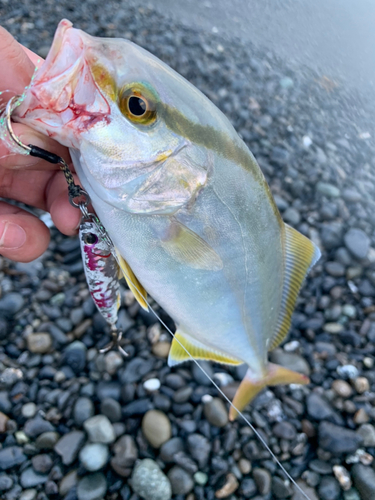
[[1, 2, 375, 500]]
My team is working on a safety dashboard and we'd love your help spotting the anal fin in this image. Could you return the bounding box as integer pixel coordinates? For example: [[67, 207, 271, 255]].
[[269, 224, 321, 350], [115, 249, 148, 311], [168, 331, 242, 367]]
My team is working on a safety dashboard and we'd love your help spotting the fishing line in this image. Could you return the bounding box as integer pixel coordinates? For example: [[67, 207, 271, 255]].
[[2, 99, 312, 500]]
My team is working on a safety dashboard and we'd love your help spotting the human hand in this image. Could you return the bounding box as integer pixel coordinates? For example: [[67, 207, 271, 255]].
[[0, 27, 81, 263]]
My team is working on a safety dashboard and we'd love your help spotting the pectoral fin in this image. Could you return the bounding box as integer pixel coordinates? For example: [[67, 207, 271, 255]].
[[229, 363, 309, 420], [269, 224, 321, 350], [168, 331, 242, 367], [160, 220, 223, 271], [114, 249, 148, 311]]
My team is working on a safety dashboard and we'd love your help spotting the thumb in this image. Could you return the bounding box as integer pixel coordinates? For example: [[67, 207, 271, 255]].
[[0, 202, 50, 263]]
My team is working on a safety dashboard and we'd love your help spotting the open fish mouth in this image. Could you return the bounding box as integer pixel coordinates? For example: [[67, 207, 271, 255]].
[[15, 19, 111, 147]]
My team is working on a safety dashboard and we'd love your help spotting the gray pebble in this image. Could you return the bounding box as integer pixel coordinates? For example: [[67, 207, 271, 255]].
[[54, 430, 85, 465], [20, 467, 48, 488], [167, 466, 194, 495], [0, 446, 26, 471], [160, 437, 185, 463], [0, 293, 24, 317], [100, 398, 122, 422], [187, 433, 211, 468], [272, 476, 293, 498], [77, 472, 107, 500], [273, 421, 297, 440], [83, 415, 115, 444], [79, 443, 108, 471], [344, 228, 370, 259], [253, 468, 271, 495], [351, 464, 375, 500], [283, 207, 301, 225], [270, 349, 310, 376], [317, 182, 340, 198], [73, 397, 95, 427], [131, 459, 172, 500], [31, 454, 53, 474], [120, 357, 155, 383], [110, 435, 138, 476], [318, 476, 341, 500], [319, 421, 362, 454], [0, 473, 12, 491], [203, 397, 228, 427]]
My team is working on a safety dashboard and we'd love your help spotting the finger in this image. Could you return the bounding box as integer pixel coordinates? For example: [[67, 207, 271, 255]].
[[0, 122, 71, 170], [0, 27, 35, 93], [0, 202, 50, 262]]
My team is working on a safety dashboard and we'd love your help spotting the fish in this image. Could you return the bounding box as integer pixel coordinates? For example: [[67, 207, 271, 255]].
[[14, 19, 320, 419]]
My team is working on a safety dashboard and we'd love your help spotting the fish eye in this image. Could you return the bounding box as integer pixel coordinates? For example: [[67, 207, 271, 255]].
[[83, 233, 98, 245], [118, 85, 157, 125]]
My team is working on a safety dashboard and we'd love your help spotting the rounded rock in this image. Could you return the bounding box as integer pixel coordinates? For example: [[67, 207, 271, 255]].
[[26, 333, 52, 354], [332, 380, 353, 398], [77, 472, 107, 500], [83, 415, 115, 444], [142, 410, 172, 448], [203, 397, 228, 427], [344, 228, 370, 259], [21, 402, 37, 419], [79, 443, 108, 471], [168, 466, 194, 495], [131, 459, 172, 500], [73, 397, 95, 427]]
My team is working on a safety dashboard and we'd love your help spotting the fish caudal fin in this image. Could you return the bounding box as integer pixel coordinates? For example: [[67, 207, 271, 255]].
[[229, 363, 309, 421]]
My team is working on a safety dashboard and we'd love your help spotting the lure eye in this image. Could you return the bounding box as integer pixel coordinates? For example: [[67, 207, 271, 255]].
[[118, 85, 157, 125], [83, 233, 98, 246]]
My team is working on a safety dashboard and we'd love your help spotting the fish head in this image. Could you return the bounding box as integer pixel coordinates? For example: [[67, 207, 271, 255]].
[[15, 19, 231, 214]]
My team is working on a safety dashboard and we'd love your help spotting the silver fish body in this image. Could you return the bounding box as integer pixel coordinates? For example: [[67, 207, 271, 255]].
[[15, 20, 320, 417]]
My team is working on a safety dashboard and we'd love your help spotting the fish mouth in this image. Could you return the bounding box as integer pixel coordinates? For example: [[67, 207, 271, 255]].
[[15, 19, 111, 147]]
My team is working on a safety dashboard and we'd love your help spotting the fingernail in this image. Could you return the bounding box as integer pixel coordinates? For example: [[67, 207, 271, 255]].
[[0, 221, 27, 249]]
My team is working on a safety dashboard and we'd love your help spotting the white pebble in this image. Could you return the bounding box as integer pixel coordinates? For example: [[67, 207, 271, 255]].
[[143, 378, 161, 392], [21, 402, 37, 418], [213, 372, 234, 386], [201, 394, 213, 404], [283, 340, 300, 352], [79, 443, 108, 471], [337, 365, 359, 379], [333, 465, 351, 491], [302, 135, 313, 148]]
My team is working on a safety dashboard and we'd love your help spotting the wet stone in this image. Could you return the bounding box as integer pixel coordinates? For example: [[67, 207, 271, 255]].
[[272, 476, 293, 498], [344, 228, 370, 259], [62, 341, 87, 374], [168, 466, 194, 495], [0, 446, 26, 470], [35, 431, 60, 450], [31, 454, 53, 474], [351, 464, 375, 500], [110, 435, 138, 476], [73, 397, 95, 427], [77, 472, 107, 500], [79, 443, 108, 471], [307, 393, 343, 424], [270, 349, 310, 376], [160, 437, 185, 463], [142, 410, 172, 448], [241, 478, 257, 498], [0, 293, 24, 317], [83, 415, 115, 444], [0, 473, 13, 491], [325, 261, 345, 277], [0, 392, 11, 414], [356, 424, 375, 447], [203, 397, 228, 427], [318, 477, 341, 500], [120, 357, 155, 383], [173, 386, 193, 403], [54, 430, 85, 465], [187, 434, 211, 468], [253, 468, 271, 495], [319, 422, 362, 455], [26, 333, 52, 354], [273, 421, 297, 440], [20, 467, 48, 488], [100, 398, 122, 422], [131, 459, 172, 500]]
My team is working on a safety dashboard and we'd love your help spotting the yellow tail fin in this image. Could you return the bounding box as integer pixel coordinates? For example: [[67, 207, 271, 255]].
[[229, 363, 309, 421]]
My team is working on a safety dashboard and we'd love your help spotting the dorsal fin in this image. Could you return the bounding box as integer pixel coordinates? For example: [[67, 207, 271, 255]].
[[269, 224, 321, 350], [114, 248, 148, 311], [168, 331, 242, 367]]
